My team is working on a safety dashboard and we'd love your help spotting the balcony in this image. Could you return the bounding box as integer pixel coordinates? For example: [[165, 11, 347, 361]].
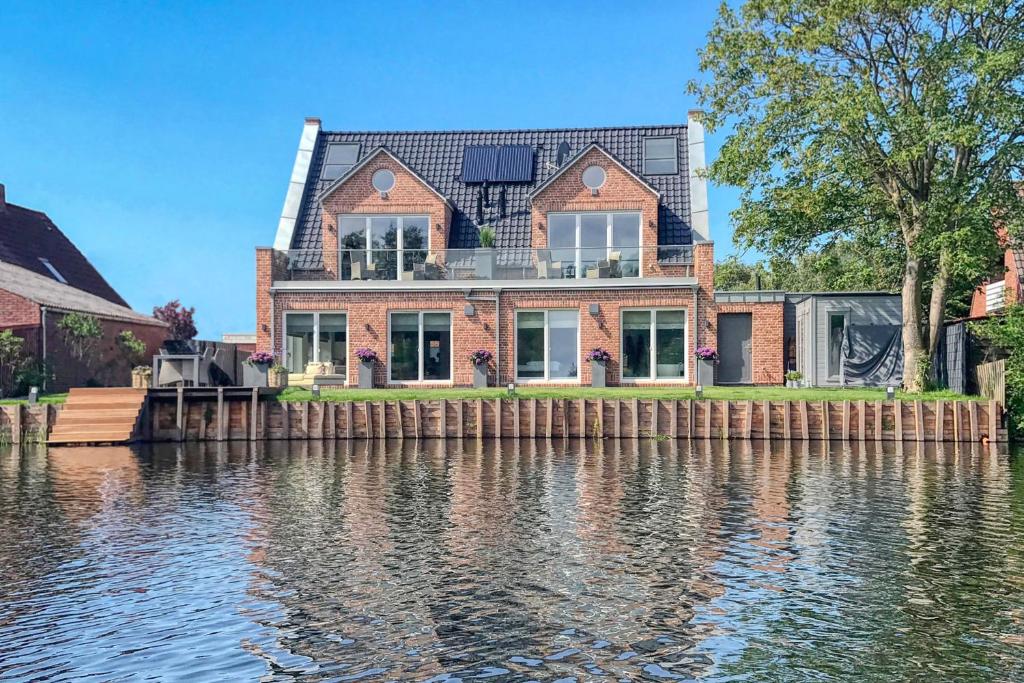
[[273, 245, 695, 284]]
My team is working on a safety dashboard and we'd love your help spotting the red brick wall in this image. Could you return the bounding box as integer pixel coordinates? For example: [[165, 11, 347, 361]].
[[270, 286, 704, 387], [43, 314, 167, 391], [531, 147, 664, 275], [714, 301, 785, 385], [320, 152, 451, 277], [0, 289, 41, 327]]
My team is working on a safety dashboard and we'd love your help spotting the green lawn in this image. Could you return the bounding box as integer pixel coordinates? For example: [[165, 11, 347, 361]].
[[275, 386, 979, 403], [0, 393, 68, 406]]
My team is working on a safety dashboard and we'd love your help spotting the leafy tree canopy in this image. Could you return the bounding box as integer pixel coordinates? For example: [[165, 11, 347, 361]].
[[153, 300, 198, 341]]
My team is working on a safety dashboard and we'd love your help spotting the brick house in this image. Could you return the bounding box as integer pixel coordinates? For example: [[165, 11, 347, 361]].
[[258, 114, 785, 388], [0, 184, 167, 392], [968, 227, 1023, 317]]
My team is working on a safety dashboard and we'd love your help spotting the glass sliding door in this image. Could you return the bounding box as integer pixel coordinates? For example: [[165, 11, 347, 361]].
[[285, 312, 347, 375], [515, 310, 579, 381], [620, 309, 687, 381], [389, 311, 452, 382], [284, 314, 315, 374]]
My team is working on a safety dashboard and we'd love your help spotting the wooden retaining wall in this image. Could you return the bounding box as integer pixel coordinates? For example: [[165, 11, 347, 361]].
[[0, 398, 1008, 444], [141, 398, 1008, 443]]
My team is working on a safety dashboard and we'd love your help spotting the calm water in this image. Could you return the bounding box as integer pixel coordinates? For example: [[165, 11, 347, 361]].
[[1, 439, 1022, 682]]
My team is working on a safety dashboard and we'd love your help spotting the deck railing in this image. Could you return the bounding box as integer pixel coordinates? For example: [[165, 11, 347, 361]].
[[274, 245, 694, 283]]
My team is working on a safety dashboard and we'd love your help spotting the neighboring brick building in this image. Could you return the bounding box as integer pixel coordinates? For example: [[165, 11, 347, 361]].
[[968, 227, 1023, 317], [0, 184, 167, 392]]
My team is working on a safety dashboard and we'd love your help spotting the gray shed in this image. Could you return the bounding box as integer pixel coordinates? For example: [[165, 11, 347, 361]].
[[788, 293, 903, 387]]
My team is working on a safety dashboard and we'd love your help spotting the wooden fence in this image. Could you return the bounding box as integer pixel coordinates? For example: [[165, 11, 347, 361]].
[[977, 360, 1007, 407]]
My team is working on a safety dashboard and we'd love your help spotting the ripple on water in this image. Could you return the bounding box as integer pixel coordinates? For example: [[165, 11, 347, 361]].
[[0, 439, 1022, 681]]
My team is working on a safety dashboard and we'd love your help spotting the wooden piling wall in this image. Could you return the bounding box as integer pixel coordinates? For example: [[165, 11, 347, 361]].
[[139, 398, 1008, 443]]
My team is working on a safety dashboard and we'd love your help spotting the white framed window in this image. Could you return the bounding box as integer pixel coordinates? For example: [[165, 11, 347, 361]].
[[283, 311, 348, 377], [546, 212, 641, 278], [515, 309, 580, 382], [643, 137, 678, 175], [338, 214, 430, 280], [620, 308, 688, 381], [388, 311, 452, 383]]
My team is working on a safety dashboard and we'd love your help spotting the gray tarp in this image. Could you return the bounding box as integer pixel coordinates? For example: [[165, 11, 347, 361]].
[[841, 325, 903, 386]]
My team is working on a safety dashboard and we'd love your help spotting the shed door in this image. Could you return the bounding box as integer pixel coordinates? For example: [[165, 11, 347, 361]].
[[718, 313, 753, 384]]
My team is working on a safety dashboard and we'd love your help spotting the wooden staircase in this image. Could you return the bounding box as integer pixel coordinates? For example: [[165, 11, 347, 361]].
[[48, 388, 147, 445]]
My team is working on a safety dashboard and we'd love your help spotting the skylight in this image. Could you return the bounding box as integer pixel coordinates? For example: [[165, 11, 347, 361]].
[[643, 137, 678, 175], [321, 143, 360, 180], [38, 257, 67, 284]]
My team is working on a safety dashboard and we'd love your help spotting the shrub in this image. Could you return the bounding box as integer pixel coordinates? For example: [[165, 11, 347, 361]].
[[152, 300, 197, 341], [478, 225, 496, 248], [971, 303, 1024, 436], [0, 330, 25, 398], [116, 330, 147, 366], [786, 370, 803, 382], [58, 312, 103, 361]]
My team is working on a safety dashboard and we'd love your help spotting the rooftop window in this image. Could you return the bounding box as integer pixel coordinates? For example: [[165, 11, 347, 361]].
[[321, 143, 360, 180], [643, 137, 678, 175], [38, 257, 67, 284]]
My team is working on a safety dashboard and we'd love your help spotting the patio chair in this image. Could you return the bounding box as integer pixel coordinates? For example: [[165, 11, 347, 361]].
[[157, 357, 191, 387], [586, 260, 611, 279], [536, 250, 564, 279], [351, 260, 379, 281]]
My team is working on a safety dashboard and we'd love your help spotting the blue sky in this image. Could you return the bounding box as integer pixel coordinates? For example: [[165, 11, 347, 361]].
[[0, 1, 742, 339]]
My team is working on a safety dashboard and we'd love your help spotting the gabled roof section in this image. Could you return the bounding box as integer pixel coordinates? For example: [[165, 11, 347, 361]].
[[316, 147, 451, 207], [528, 142, 661, 199], [288, 123, 693, 253], [0, 262, 165, 326], [0, 199, 128, 306]]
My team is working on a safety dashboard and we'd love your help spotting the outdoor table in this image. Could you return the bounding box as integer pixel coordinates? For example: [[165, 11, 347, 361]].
[[152, 354, 201, 387]]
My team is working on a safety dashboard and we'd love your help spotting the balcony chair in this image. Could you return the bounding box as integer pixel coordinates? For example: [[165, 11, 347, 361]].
[[537, 250, 564, 279]]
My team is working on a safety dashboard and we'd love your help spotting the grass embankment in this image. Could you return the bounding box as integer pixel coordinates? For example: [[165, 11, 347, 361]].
[[274, 386, 978, 403], [0, 393, 68, 406]]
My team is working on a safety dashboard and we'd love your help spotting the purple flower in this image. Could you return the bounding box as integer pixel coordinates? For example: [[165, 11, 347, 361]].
[[354, 347, 378, 363], [695, 346, 718, 361], [468, 349, 493, 366], [246, 351, 275, 365], [585, 347, 612, 363]]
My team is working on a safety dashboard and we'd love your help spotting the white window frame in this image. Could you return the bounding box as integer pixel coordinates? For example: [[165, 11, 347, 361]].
[[338, 214, 431, 280], [387, 310, 453, 384], [546, 211, 642, 279], [282, 311, 349, 381], [642, 136, 678, 175], [619, 308, 689, 383], [514, 309, 581, 383]]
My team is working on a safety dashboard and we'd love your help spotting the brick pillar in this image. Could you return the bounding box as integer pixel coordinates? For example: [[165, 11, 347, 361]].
[[255, 248, 282, 354], [322, 214, 339, 279], [693, 241, 716, 352]]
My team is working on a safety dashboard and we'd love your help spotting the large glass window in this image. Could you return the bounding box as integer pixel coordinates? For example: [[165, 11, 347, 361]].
[[338, 215, 429, 280], [621, 309, 687, 381], [284, 312, 347, 375], [546, 212, 640, 278], [389, 312, 452, 382], [515, 310, 579, 381]]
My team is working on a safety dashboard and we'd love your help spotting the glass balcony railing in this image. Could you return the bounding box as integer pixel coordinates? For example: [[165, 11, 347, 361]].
[[274, 245, 694, 283]]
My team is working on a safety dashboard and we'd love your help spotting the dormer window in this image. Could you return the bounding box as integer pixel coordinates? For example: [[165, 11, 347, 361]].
[[38, 257, 67, 284], [321, 143, 360, 180], [643, 137, 678, 175]]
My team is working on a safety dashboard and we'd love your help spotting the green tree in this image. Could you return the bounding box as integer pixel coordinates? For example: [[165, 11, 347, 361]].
[[691, 1, 1024, 390], [116, 330, 147, 367], [972, 303, 1024, 434], [58, 312, 103, 362], [0, 329, 25, 398]]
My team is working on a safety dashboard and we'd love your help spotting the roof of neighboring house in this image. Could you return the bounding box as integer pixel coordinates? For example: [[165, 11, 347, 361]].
[[0, 197, 128, 306], [0, 261, 166, 326], [289, 124, 693, 257]]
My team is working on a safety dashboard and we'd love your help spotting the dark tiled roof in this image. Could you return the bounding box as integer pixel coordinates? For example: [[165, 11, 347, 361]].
[[290, 125, 692, 257], [0, 202, 128, 306]]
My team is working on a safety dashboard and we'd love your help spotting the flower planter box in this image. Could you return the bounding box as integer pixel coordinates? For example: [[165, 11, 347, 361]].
[[697, 359, 716, 387], [243, 364, 269, 388], [131, 370, 152, 389], [358, 360, 374, 389], [268, 369, 288, 388], [590, 360, 607, 388], [475, 248, 496, 279], [473, 363, 488, 388]]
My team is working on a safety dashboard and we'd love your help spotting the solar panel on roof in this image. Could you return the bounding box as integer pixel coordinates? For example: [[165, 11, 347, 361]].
[[494, 144, 534, 182], [461, 146, 498, 182], [461, 144, 534, 183]]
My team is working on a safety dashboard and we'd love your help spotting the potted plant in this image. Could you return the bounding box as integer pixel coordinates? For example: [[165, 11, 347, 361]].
[[585, 348, 612, 388], [131, 365, 152, 389], [354, 347, 378, 389], [268, 363, 289, 388], [695, 346, 718, 387], [243, 351, 275, 387], [785, 370, 803, 388], [468, 349, 492, 388], [475, 225, 497, 279]]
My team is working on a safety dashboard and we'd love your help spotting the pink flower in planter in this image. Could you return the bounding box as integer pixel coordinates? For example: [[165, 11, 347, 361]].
[[354, 347, 378, 363], [585, 348, 612, 363], [695, 346, 719, 361]]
